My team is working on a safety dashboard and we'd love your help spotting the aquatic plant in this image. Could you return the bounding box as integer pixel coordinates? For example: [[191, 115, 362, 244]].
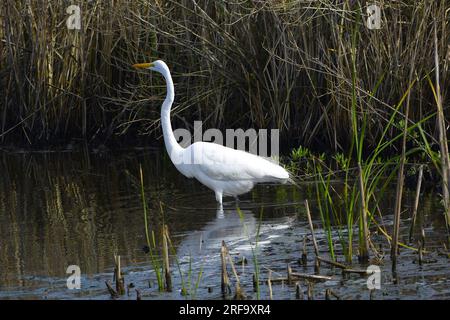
[[140, 165, 164, 291]]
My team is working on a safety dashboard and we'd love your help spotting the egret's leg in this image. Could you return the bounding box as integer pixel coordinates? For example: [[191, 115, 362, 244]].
[[216, 206, 224, 219], [215, 191, 223, 205], [215, 192, 224, 218]]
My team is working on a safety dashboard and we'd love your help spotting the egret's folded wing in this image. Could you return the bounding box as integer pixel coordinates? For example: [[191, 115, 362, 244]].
[[191, 142, 288, 182]]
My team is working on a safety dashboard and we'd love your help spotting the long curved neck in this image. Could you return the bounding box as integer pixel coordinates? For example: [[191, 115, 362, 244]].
[[160, 67, 183, 159]]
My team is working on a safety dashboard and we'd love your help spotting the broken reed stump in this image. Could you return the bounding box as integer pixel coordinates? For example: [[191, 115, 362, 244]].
[[421, 226, 426, 248], [325, 288, 331, 300], [162, 224, 172, 292], [220, 241, 231, 296], [307, 281, 314, 300], [418, 240, 423, 266], [295, 282, 304, 300], [325, 289, 341, 300], [287, 264, 293, 285], [127, 283, 135, 297], [136, 289, 141, 301], [106, 280, 119, 299], [268, 270, 273, 300], [219, 241, 245, 299], [114, 255, 125, 295], [304, 200, 319, 257], [252, 274, 257, 292], [314, 257, 320, 274], [301, 236, 308, 266], [409, 165, 424, 242], [223, 242, 246, 300]]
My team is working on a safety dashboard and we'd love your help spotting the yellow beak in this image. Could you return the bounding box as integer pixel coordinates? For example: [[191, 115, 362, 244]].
[[132, 62, 154, 69]]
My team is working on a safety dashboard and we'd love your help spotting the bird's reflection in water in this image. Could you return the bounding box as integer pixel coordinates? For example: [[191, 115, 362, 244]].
[[216, 205, 224, 219], [176, 206, 257, 260]]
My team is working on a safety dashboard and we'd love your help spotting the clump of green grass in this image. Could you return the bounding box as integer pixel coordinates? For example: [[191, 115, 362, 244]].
[[140, 165, 204, 298], [140, 165, 164, 291], [293, 68, 445, 264]]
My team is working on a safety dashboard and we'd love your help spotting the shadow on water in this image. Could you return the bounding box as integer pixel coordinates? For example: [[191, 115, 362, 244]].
[[0, 148, 448, 299]]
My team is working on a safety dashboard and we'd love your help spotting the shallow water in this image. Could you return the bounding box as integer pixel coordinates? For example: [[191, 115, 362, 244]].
[[0, 148, 448, 300]]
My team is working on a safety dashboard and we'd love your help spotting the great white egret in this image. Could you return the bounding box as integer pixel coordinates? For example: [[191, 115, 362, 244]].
[[133, 60, 289, 205]]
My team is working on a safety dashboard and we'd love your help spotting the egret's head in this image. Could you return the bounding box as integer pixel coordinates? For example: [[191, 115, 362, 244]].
[[132, 60, 168, 74]]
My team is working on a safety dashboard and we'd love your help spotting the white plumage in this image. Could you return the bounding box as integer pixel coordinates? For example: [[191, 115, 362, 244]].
[[133, 60, 289, 205]]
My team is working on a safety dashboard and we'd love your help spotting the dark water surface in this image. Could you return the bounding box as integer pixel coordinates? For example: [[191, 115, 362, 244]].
[[0, 149, 448, 299]]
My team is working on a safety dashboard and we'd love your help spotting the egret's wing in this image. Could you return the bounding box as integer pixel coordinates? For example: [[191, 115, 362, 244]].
[[191, 142, 288, 182]]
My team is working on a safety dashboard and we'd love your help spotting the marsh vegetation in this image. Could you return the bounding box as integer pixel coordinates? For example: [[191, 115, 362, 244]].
[[0, 0, 449, 299]]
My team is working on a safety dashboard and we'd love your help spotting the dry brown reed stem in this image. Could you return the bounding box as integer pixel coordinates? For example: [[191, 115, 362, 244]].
[[433, 19, 450, 229], [409, 165, 424, 242], [223, 244, 245, 300], [220, 241, 231, 295], [287, 264, 293, 285], [114, 254, 125, 295], [421, 227, 426, 248], [263, 278, 285, 284], [290, 272, 332, 282], [307, 281, 314, 300], [304, 200, 319, 257], [162, 225, 172, 292], [342, 268, 371, 275], [358, 164, 370, 262], [317, 256, 348, 269], [392, 170, 405, 271], [314, 256, 321, 274], [418, 240, 423, 266], [266, 265, 333, 285], [263, 270, 332, 284], [391, 22, 419, 269]]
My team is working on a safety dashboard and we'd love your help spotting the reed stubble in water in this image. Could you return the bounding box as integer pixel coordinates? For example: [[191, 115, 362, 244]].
[[114, 255, 125, 295], [220, 241, 231, 296]]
